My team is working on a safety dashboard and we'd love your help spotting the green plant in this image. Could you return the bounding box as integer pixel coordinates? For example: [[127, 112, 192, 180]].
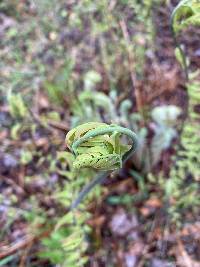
[[146, 0, 200, 226], [7, 91, 28, 119], [39, 122, 137, 267], [39, 157, 97, 266], [40, 122, 137, 267], [66, 122, 137, 208], [150, 105, 181, 166], [44, 60, 75, 105], [37, 122, 137, 267], [171, 0, 200, 79], [172, 0, 200, 33], [162, 0, 200, 224], [66, 122, 137, 171], [70, 91, 116, 126]]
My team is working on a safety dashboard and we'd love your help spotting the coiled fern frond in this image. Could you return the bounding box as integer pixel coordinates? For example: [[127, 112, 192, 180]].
[[65, 122, 138, 210], [171, 0, 200, 79], [66, 122, 138, 171], [171, 0, 200, 34]]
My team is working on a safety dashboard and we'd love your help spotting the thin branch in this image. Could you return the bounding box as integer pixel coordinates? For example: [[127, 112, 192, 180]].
[[29, 108, 69, 132], [0, 235, 34, 259], [119, 19, 143, 113]]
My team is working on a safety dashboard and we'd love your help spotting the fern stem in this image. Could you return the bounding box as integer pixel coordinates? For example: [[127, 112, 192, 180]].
[[170, 6, 189, 81], [70, 171, 109, 210]]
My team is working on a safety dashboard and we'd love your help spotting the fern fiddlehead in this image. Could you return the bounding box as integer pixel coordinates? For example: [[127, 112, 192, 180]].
[[65, 122, 138, 209], [171, 0, 200, 80]]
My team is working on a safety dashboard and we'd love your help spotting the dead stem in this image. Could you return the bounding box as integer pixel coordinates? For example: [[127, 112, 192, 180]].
[[119, 19, 143, 113]]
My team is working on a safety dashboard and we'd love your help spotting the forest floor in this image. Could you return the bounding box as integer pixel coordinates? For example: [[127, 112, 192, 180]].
[[0, 1, 200, 267]]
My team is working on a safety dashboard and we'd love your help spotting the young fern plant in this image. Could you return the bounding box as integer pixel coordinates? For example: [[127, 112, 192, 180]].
[[171, 0, 200, 79], [165, 0, 200, 224], [65, 122, 138, 209]]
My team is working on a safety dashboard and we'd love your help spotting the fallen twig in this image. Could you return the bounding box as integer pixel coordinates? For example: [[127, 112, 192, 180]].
[[0, 235, 35, 259]]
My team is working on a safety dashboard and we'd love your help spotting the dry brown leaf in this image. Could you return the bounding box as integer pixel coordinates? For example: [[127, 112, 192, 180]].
[[144, 198, 162, 208], [181, 223, 200, 240], [140, 197, 162, 217], [109, 178, 137, 194], [87, 215, 106, 227], [175, 238, 200, 267]]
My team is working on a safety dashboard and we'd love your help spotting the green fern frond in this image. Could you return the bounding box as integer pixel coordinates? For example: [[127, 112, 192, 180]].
[[172, 0, 200, 34], [7, 92, 27, 118], [167, 79, 200, 223]]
